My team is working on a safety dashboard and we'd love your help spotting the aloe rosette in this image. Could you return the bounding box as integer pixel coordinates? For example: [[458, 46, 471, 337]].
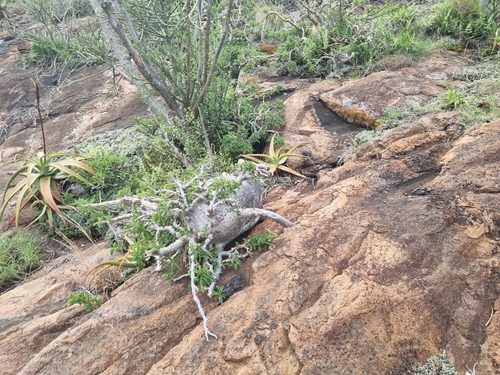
[[1, 151, 95, 230]]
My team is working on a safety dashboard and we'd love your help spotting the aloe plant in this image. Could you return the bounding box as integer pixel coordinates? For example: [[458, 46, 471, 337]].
[[240, 133, 314, 179], [1, 151, 95, 230]]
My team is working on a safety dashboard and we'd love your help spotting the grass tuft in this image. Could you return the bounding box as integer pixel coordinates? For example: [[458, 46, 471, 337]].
[[0, 232, 44, 291]]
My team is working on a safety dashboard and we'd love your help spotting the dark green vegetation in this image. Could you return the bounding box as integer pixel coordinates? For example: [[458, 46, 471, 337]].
[[68, 290, 102, 312]]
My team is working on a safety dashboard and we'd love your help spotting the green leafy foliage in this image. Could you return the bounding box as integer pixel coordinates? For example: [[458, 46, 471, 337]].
[[447, 77, 500, 125], [425, 0, 499, 49], [264, 1, 435, 78], [235, 232, 275, 257], [440, 86, 470, 109], [86, 240, 149, 290], [68, 290, 101, 313], [23, 0, 111, 67], [0, 232, 44, 289], [212, 285, 226, 304], [44, 130, 149, 240]]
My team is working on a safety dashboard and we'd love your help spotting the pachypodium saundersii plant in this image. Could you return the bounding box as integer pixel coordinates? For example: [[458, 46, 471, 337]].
[[88, 162, 292, 340]]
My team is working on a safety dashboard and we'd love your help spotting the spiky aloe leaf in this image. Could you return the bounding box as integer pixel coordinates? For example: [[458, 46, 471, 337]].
[[277, 165, 310, 179], [1, 165, 29, 203], [50, 160, 95, 183], [86, 254, 138, 289], [240, 134, 313, 178], [1, 150, 95, 231], [12, 183, 33, 229], [268, 133, 277, 157], [39, 176, 64, 216], [239, 154, 273, 166]]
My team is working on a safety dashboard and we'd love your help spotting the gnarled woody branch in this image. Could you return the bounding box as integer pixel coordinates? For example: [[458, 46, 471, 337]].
[[101, 0, 183, 118], [87, 0, 191, 168]]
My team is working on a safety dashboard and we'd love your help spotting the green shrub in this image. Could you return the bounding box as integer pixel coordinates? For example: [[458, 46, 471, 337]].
[[425, 0, 499, 45], [41, 129, 147, 240], [270, 0, 434, 78], [22, 0, 111, 67]]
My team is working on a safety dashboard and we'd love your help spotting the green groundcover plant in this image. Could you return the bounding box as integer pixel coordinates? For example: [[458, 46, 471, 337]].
[[0, 232, 44, 289]]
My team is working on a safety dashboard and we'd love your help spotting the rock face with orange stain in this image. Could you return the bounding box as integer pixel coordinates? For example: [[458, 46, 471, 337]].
[[320, 52, 467, 128], [2, 116, 499, 375]]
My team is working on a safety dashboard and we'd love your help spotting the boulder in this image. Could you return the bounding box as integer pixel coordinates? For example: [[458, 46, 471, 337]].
[[144, 118, 500, 375], [280, 80, 360, 169], [320, 52, 468, 128]]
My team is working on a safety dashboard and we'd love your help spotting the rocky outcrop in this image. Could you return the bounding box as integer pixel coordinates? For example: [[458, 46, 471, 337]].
[[320, 52, 468, 128], [2, 115, 499, 374], [275, 52, 469, 174], [0, 35, 150, 231], [143, 118, 500, 375]]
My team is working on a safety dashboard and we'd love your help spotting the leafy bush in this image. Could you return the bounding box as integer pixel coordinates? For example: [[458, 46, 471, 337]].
[[425, 0, 499, 46], [268, 0, 435, 78], [44, 129, 148, 240], [22, 0, 112, 67]]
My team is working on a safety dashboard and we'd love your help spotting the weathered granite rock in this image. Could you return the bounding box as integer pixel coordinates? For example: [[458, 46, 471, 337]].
[[0, 36, 150, 231], [4, 116, 498, 375], [0, 242, 109, 375], [275, 52, 469, 174], [279, 80, 360, 169], [320, 52, 468, 128], [144, 118, 500, 375]]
